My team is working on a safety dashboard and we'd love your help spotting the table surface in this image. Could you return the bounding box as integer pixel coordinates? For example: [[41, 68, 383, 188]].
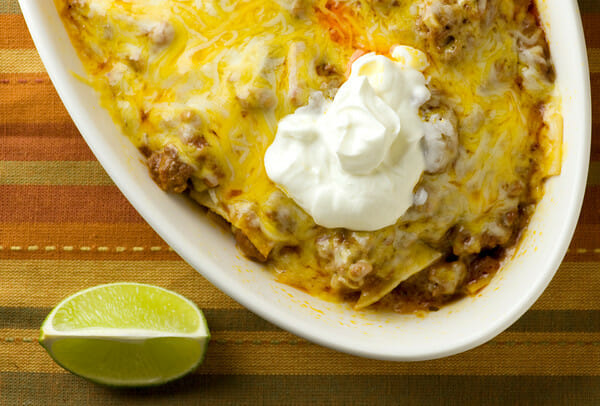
[[2, 1, 600, 404]]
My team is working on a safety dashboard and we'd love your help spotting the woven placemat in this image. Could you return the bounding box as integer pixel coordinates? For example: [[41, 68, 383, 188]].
[[1, 1, 599, 404]]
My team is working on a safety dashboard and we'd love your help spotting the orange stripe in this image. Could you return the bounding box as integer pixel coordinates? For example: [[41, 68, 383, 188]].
[[7, 184, 593, 226], [568, 224, 600, 252], [0, 185, 143, 223], [1, 123, 96, 161], [0, 74, 72, 124], [0, 15, 35, 49], [578, 186, 600, 225]]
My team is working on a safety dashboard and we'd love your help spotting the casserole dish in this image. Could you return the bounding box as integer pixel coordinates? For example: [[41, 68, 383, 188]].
[[19, 0, 590, 360]]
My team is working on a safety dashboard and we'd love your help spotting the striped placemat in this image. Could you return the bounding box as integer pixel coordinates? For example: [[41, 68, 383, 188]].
[[1, 1, 599, 404]]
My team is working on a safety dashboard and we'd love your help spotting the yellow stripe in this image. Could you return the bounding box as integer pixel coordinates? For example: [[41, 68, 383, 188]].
[[0, 161, 113, 186], [532, 262, 600, 310], [0, 260, 598, 310], [4, 329, 600, 375], [0, 260, 243, 309], [0, 49, 45, 73]]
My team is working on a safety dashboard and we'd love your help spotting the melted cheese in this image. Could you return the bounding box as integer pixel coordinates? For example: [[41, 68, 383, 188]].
[[56, 0, 561, 308]]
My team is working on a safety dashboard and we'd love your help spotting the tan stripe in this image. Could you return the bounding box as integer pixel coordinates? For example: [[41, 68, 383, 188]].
[[0, 259, 598, 310], [589, 48, 600, 74], [0, 260, 242, 309], [0, 0, 20, 14], [3, 330, 600, 375], [0, 223, 178, 261], [532, 262, 600, 310], [0, 161, 112, 186], [0, 221, 595, 263], [0, 248, 178, 261], [0, 49, 45, 73], [589, 162, 600, 185]]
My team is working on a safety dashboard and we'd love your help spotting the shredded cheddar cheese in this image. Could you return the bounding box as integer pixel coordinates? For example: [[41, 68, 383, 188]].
[[56, 0, 562, 311]]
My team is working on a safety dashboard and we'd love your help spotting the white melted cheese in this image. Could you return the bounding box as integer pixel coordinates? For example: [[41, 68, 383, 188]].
[[264, 47, 431, 231]]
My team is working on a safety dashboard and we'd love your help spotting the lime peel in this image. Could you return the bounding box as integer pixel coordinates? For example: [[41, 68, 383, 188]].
[[39, 283, 210, 387]]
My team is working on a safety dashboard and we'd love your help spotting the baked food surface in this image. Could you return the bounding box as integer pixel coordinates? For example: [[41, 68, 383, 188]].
[[56, 0, 561, 312]]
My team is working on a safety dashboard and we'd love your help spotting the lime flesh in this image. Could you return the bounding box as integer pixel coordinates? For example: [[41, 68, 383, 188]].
[[39, 283, 210, 386]]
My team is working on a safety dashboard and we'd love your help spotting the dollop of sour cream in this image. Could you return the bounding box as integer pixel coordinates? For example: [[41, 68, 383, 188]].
[[264, 46, 431, 231]]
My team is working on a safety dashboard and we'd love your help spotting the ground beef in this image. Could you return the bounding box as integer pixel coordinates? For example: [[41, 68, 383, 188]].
[[467, 254, 501, 283], [416, 0, 487, 61], [147, 145, 193, 193], [384, 252, 500, 313]]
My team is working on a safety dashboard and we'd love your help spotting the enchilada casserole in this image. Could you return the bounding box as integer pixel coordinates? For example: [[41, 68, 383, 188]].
[[56, 0, 562, 312]]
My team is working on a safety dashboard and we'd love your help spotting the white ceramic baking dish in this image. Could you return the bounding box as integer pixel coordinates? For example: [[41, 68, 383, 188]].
[[19, 0, 591, 360]]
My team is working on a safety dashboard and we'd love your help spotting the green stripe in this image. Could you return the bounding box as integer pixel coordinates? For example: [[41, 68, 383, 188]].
[[0, 307, 47, 330], [588, 162, 600, 186], [2, 373, 600, 405], [510, 310, 600, 332], [579, 0, 600, 14], [4, 307, 600, 332], [0, 0, 20, 14], [0, 161, 113, 186]]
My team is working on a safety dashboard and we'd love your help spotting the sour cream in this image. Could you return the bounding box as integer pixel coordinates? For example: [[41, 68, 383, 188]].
[[264, 47, 431, 231]]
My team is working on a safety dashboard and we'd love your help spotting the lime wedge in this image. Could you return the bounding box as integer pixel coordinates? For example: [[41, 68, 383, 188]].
[[39, 283, 210, 387]]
